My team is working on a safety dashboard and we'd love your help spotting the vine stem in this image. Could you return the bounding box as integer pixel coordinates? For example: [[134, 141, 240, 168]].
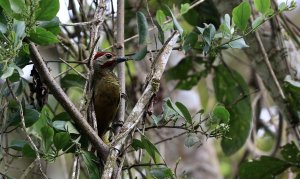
[[6, 80, 48, 179]]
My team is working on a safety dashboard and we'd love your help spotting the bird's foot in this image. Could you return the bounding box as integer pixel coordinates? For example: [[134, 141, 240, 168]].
[[121, 93, 128, 101], [113, 120, 124, 128]]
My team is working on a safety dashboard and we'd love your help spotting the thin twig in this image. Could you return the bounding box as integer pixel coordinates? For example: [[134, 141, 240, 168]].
[[6, 81, 48, 179], [252, 19, 286, 100], [60, 19, 103, 26], [58, 58, 87, 80]]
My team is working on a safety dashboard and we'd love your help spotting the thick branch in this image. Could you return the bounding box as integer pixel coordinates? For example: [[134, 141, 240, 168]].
[[29, 43, 109, 160], [115, 0, 126, 134], [102, 31, 180, 179]]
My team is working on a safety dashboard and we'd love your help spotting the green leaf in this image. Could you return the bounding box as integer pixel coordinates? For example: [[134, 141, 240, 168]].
[[254, 0, 271, 14], [1, 66, 14, 79], [232, 2, 251, 32], [180, 3, 190, 15], [238, 156, 290, 179], [252, 15, 265, 29], [28, 27, 59, 45], [132, 46, 147, 61], [220, 14, 232, 37], [136, 11, 148, 45], [212, 105, 230, 124], [131, 139, 144, 150], [278, 2, 287, 12], [10, 140, 27, 151], [24, 108, 40, 127], [60, 74, 85, 88], [184, 133, 200, 147], [175, 72, 203, 90], [175, 102, 192, 124], [0, 0, 13, 16], [22, 143, 36, 158], [284, 76, 300, 124], [280, 142, 300, 164], [41, 125, 54, 152], [29, 106, 53, 140], [150, 167, 174, 179], [9, 0, 25, 14], [53, 120, 79, 134], [156, 10, 166, 27], [182, 32, 198, 51], [154, 20, 165, 44], [165, 57, 193, 81], [81, 151, 100, 179], [132, 136, 160, 163], [13, 20, 25, 42], [52, 112, 71, 121], [163, 5, 183, 35], [202, 24, 216, 45], [213, 65, 252, 155], [39, 17, 60, 35], [36, 0, 59, 21], [141, 136, 160, 163], [53, 132, 71, 151], [224, 37, 249, 49]]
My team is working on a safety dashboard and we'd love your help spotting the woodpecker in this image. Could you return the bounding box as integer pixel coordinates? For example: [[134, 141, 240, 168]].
[[92, 52, 127, 138]]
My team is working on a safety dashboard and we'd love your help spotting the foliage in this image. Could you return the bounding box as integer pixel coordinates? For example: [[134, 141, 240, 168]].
[[0, 0, 299, 178]]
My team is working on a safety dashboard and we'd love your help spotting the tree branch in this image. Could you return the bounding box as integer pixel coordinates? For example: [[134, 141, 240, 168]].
[[29, 43, 109, 160], [101, 31, 180, 179], [115, 0, 126, 134]]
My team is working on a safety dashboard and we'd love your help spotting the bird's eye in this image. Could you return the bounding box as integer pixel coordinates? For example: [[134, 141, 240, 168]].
[[105, 53, 113, 59]]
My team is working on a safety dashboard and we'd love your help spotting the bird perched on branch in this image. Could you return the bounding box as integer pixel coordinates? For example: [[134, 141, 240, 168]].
[[92, 52, 127, 139]]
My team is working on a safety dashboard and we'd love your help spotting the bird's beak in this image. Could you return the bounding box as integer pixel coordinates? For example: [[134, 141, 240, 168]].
[[116, 57, 128, 63]]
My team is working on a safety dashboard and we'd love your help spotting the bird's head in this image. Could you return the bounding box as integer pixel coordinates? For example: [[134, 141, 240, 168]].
[[93, 52, 127, 71]]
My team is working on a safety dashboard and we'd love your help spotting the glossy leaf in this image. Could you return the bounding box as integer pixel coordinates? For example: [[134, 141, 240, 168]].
[[154, 20, 165, 44], [1, 66, 14, 79], [212, 105, 230, 124], [202, 24, 216, 45], [163, 5, 183, 35], [223, 37, 249, 49], [180, 3, 190, 15], [280, 142, 300, 164], [24, 108, 40, 127], [232, 2, 251, 32], [0, 0, 13, 16], [184, 133, 200, 147], [213, 65, 252, 155], [284, 76, 300, 124], [53, 132, 71, 151], [10, 140, 27, 151], [137, 11, 148, 45], [41, 125, 54, 152], [132, 135, 160, 163], [36, 0, 59, 21], [254, 0, 271, 14], [29, 27, 59, 45], [60, 74, 85, 89], [39, 17, 60, 35], [238, 156, 290, 179], [132, 46, 147, 61], [175, 102, 192, 124], [156, 10, 166, 27], [252, 15, 265, 29], [22, 143, 36, 158], [150, 167, 174, 179]]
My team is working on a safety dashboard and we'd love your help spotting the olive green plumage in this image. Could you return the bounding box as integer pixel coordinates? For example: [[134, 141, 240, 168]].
[[93, 69, 120, 138], [92, 52, 127, 139]]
